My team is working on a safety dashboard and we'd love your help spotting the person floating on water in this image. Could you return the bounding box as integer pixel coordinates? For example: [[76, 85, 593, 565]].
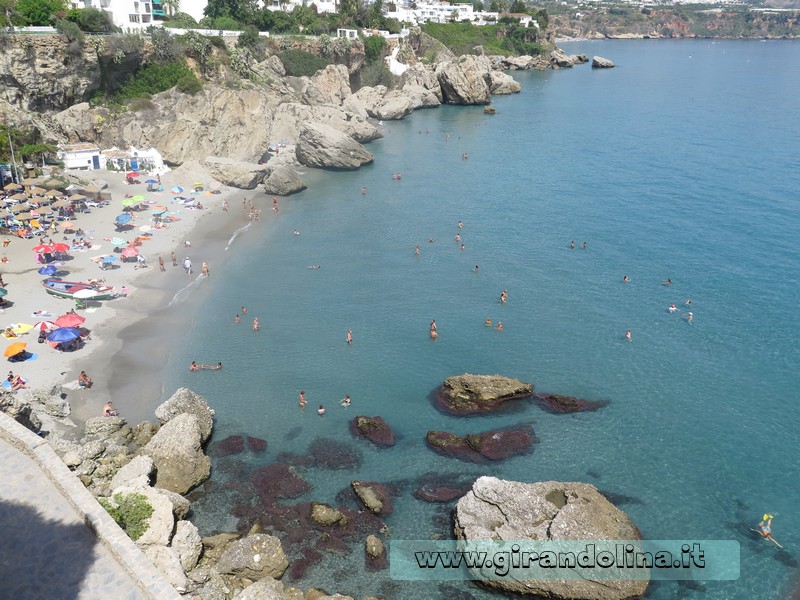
[[340, 394, 351, 408], [190, 361, 198, 371], [347, 329, 352, 345], [253, 317, 260, 332], [485, 318, 492, 327], [582, 242, 587, 249], [496, 321, 503, 331], [234, 315, 240, 323], [571, 240, 575, 249], [685, 298, 692, 306], [623, 275, 630, 283], [500, 290, 508, 304], [687, 312, 693, 322], [625, 330, 632, 341], [458, 221, 463, 230], [668, 304, 678, 313], [430, 320, 438, 340], [663, 278, 672, 286], [415, 246, 420, 255], [317, 404, 326, 416], [752, 514, 782, 548], [299, 391, 307, 411]]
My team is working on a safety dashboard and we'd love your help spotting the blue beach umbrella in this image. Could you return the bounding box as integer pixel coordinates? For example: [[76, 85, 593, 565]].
[[171, 186, 184, 194], [38, 265, 58, 276], [145, 179, 158, 184], [47, 327, 81, 343], [115, 213, 132, 225]]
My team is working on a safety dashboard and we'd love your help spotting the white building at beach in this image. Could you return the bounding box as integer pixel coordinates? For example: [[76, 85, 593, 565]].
[[58, 143, 102, 171], [101, 146, 166, 173]]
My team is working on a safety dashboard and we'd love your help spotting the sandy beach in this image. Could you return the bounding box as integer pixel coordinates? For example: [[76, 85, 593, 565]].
[[3, 164, 266, 431]]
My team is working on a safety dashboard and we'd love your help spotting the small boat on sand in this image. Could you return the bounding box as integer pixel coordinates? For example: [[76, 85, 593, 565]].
[[42, 278, 115, 300], [484, 105, 496, 114]]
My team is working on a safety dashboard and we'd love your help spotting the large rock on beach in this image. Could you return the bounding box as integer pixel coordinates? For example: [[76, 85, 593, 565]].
[[350, 416, 395, 447], [437, 373, 533, 414], [172, 519, 203, 572], [214, 533, 289, 581], [295, 122, 374, 170], [426, 425, 534, 463], [435, 55, 492, 105], [111, 484, 176, 547], [262, 164, 307, 196], [301, 64, 353, 106], [402, 63, 444, 102], [84, 415, 125, 437], [109, 455, 154, 489], [237, 577, 291, 600], [154, 387, 215, 443], [592, 56, 616, 68], [144, 545, 189, 593], [455, 477, 648, 599], [139, 413, 211, 494], [0, 392, 41, 433], [204, 156, 268, 189], [401, 84, 441, 109]]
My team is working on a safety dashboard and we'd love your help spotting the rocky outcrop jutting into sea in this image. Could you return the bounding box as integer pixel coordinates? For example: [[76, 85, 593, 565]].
[[435, 373, 533, 414], [455, 477, 649, 599]]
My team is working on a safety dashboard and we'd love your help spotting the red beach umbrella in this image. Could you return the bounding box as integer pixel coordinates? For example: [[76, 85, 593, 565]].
[[126, 171, 139, 179], [33, 244, 53, 254], [51, 243, 70, 252], [34, 321, 57, 331], [120, 247, 139, 257], [54, 313, 85, 328]]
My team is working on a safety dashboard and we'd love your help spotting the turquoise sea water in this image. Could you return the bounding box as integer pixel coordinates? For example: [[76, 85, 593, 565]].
[[161, 40, 800, 598]]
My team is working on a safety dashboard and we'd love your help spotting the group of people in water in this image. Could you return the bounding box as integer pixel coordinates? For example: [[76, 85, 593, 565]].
[[619, 274, 695, 341], [298, 390, 351, 415]]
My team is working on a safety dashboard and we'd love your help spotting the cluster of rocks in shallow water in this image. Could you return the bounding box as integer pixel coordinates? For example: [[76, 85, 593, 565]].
[[0, 373, 645, 599]]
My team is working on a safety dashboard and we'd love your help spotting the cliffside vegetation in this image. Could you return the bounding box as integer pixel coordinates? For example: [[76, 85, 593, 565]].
[[422, 17, 549, 55]]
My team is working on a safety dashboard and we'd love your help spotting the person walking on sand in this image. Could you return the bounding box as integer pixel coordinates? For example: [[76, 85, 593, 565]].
[[202, 262, 209, 277], [171, 251, 177, 267], [183, 257, 192, 275], [159, 256, 166, 272], [347, 329, 352, 345], [253, 317, 260, 332], [223, 199, 228, 212]]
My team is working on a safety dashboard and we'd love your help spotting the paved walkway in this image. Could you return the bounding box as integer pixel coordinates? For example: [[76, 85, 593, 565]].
[[0, 410, 179, 600]]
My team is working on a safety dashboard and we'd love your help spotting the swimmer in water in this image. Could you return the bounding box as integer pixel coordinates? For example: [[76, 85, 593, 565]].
[[340, 394, 351, 408], [189, 361, 198, 371], [663, 278, 672, 286], [253, 317, 260, 332], [293, 229, 300, 236], [347, 329, 352, 345], [500, 290, 508, 304], [752, 515, 782, 548], [458, 221, 463, 229], [308, 265, 321, 269], [317, 404, 326, 416], [234, 315, 240, 323], [415, 245, 420, 255], [625, 330, 632, 341], [685, 298, 692, 306], [570, 240, 575, 249], [582, 242, 587, 249], [623, 275, 630, 283], [668, 304, 677, 313], [496, 321, 503, 331], [241, 306, 248, 314], [485, 318, 492, 327], [430, 319, 438, 339], [299, 391, 306, 410], [474, 265, 479, 273], [361, 187, 367, 195], [460, 244, 465, 251], [687, 312, 693, 322], [455, 233, 461, 242]]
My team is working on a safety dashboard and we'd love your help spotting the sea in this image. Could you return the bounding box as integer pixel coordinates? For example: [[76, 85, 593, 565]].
[[155, 40, 800, 599]]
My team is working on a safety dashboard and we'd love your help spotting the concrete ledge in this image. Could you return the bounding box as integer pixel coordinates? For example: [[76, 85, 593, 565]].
[[0, 411, 181, 600]]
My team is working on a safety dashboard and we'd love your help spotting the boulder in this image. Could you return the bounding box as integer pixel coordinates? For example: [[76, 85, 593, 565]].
[[26, 387, 71, 418], [592, 56, 616, 69], [365, 534, 385, 559], [144, 545, 189, 593], [375, 92, 414, 120], [0, 393, 41, 433], [350, 416, 395, 447], [214, 533, 289, 581], [110, 485, 176, 547], [139, 413, 211, 494], [401, 84, 441, 109], [84, 416, 125, 437], [154, 388, 215, 443], [204, 156, 268, 190], [172, 519, 203, 572], [351, 86, 387, 118], [435, 55, 492, 105], [302, 64, 352, 106], [262, 164, 307, 196], [310, 502, 347, 527], [296, 122, 373, 170], [455, 477, 647, 599], [499, 55, 533, 70], [436, 373, 533, 414], [269, 102, 382, 145], [351, 481, 392, 516], [109, 455, 154, 489], [402, 64, 443, 102], [486, 71, 521, 95], [237, 577, 290, 600], [534, 393, 608, 414]]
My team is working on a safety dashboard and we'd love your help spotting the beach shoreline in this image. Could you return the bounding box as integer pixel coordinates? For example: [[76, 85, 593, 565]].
[[3, 165, 267, 433]]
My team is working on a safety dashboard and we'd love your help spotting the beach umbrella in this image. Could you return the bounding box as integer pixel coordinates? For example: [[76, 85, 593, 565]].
[[4, 182, 22, 191], [120, 247, 139, 258], [101, 255, 117, 264], [51, 243, 70, 252], [34, 321, 56, 331], [15, 212, 33, 221], [30, 187, 47, 196], [84, 185, 101, 194], [110, 237, 127, 246], [47, 327, 81, 343], [21, 177, 38, 186], [51, 199, 70, 208], [67, 194, 86, 202], [60, 221, 75, 228], [38, 265, 58, 276], [33, 244, 54, 254], [10, 193, 27, 201], [171, 186, 184, 194], [115, 213, 132, 225], [0, 288, 7, 297], [44, 189, 61, 198], [129, 195, 145, 203], [145, 179, 158, 184], [4, 341, 26, 357], [54, 313, 85, 328], [126, 171, 139, 178]]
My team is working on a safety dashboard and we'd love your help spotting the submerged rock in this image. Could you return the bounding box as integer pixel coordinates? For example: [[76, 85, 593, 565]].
[[436, 373, 533, 415], [213, 435, 245, 457], [534, 393, 608, 414], [350, 416, 396, 447], [251, 463, 312, 502], [308, 437, 362, 470], [426, 425, 534, 463], [351, 481, 393, 516], [247, 436, 268, 453], [455, 477, 647, 599]]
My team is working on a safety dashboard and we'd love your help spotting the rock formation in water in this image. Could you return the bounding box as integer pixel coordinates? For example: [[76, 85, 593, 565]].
[[436, 373, 533, 414]]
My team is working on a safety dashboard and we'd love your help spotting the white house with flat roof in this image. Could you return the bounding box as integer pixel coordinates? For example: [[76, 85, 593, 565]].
[[58, 143, 101, 171], [68, 0, 163, 29]]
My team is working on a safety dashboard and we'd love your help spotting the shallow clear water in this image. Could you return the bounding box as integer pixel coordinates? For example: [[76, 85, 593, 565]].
[[162, 40, 800, 599]]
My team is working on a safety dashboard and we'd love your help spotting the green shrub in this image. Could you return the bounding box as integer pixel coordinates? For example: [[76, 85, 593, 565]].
[[275, 49, 331, 77], [208, 35, 227, 49], [127, 96, 155, 112], [151, 27, 184, 63], [67, 7, 117, 32], [55, 19, 85, 44], [99, 493, 153, 541], [16, 0, 67, 26], [360, 60, 395, 88], [363, 34, 387, 64], [112, 60, 195, 102], [211, 16, 240, 30], [237, 24, 259, 49], [163, 11, 198, 28], [176, 73, 202, 94]]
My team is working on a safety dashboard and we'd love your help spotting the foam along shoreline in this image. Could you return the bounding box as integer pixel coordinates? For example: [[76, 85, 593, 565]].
[[1, 165, 258, 430]]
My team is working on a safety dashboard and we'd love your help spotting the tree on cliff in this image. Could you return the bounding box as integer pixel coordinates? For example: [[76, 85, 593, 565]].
[[0, 0, 16, 29], [15, 0, 67, 26], [203, 0, 257, 24]]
